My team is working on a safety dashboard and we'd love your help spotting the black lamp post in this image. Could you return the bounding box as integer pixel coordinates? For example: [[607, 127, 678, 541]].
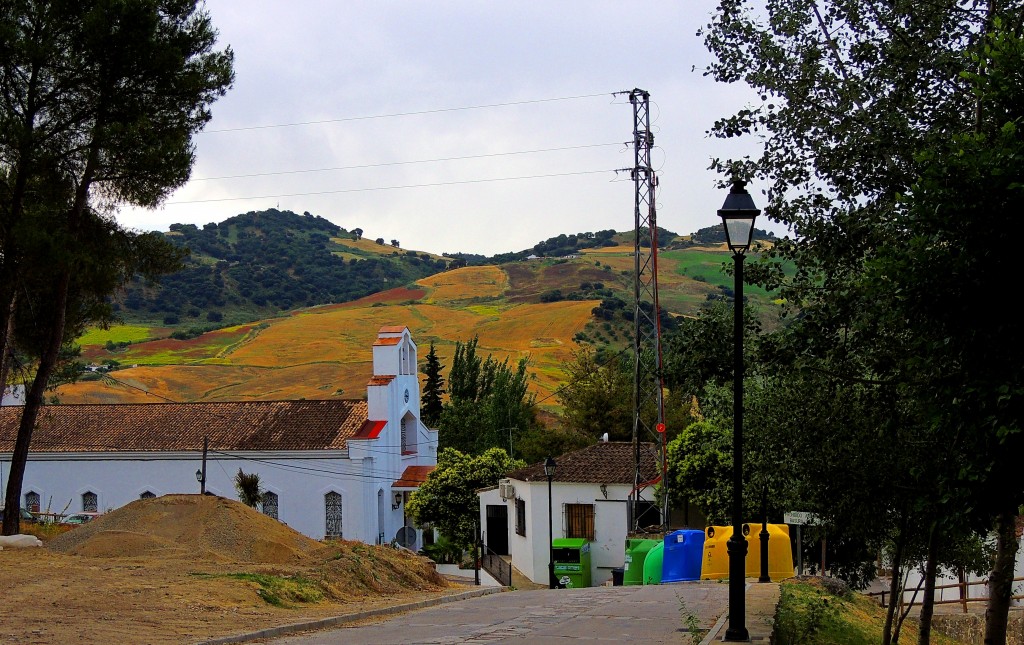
[[544, 456, 557, 589], [759, 486, 771, 583], [719, 180, 759, 641]]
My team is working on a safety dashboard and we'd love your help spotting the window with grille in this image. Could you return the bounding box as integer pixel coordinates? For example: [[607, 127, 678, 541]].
[[82, 491, 98, 512], [325, 491, 343, 539], [24, 491, 40, 513], [401, 415, 416, 453], [515, 498, 526, 537], [262, 491, 279, 520], [140, 491, 156, 499], [565, 503, 595, 540]]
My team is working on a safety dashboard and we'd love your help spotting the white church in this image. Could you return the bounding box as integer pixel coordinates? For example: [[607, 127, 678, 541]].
[[0, 325, 438, 549]]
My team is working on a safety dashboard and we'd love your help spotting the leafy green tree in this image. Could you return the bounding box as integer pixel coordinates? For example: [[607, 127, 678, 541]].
[[406, 447, 524, 550], [420, 341, 444, 427], [702, 3, 1024, 641], [0, 0, 233, 535], [666, 418, 732, 524], [438, 336, 538, 455], [556, 347, 632, 441]]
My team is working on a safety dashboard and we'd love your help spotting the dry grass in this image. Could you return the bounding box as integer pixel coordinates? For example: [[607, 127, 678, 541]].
[[416, 265, 508, 302]]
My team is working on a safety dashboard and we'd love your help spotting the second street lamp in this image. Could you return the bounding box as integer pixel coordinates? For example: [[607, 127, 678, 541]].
[[718, 180, 760, 642], [544, 456, 557, 589]]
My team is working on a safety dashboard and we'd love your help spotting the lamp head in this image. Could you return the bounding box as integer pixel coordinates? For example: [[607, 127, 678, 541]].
[[718, 180, 760, 254], [195, 469, 203, 483], [543, 456, 556, 479]]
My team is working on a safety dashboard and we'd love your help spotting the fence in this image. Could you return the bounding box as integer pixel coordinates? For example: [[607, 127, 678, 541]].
[[867, 577, 1024, 613]]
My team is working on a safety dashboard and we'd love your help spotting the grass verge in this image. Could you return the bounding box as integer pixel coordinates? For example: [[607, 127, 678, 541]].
[[193, 572, 324, 607], [775, 577, 964, 645]]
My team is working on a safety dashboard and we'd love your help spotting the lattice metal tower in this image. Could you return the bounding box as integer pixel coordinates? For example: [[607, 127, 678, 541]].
[[624, 88, 667, 533]]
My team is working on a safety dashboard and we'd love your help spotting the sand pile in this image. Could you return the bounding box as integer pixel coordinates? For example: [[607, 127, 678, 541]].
[[48, 493, 325, 563]]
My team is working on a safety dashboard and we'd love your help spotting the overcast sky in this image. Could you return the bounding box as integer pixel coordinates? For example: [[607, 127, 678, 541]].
[[115, 1, 775, 256]]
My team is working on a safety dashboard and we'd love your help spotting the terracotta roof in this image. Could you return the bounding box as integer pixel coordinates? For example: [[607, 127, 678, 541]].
[[378, 325, 408, 334], [0, 400, 368, 453], [393, 465, 435, 488], [373, 337, 402, 346], [367, 375, 395, 386], [506, 441, 659, 485]]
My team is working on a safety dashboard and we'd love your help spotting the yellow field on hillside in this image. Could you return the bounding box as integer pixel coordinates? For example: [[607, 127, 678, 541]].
[[416, 265, 507, 302], [57, 295, 592, 409]]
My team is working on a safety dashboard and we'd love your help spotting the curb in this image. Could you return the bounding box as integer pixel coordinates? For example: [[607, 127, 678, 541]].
[[195, 586, 505, 644]]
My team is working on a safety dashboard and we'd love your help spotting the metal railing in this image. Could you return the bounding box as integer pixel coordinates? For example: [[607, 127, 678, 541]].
[[480, 544, 513, 587], [867, 577, 1024, 612]]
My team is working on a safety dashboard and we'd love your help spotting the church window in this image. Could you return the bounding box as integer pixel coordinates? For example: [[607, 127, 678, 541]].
[[82, 491, 98, 512], [262, 491, 279, 520], [325, 492, 343, 539]]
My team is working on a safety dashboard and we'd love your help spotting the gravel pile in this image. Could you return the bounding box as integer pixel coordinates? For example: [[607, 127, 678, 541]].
[[48, 493, 324, 563]]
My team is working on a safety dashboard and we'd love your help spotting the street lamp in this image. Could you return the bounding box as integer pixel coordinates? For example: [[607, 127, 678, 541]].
[[195, 468, 205, 495], [544, 456, 557, 589], [719, 180, 759, 641]]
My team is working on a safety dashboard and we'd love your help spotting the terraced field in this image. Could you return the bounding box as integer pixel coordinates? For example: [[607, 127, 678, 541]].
[[57, 246, 767, 409]]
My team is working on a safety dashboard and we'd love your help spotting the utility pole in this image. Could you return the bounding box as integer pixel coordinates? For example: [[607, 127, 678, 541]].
[[616, 88, 667, 534]]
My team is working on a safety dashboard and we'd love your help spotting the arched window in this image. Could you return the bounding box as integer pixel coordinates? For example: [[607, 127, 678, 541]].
[[140, 491, 156, 499], [24, 491, 40, 513], [262, 491, 279, 520], [401, 414, 416, 454], [82, 491, 98, 512], [325, 492, 343, 539]]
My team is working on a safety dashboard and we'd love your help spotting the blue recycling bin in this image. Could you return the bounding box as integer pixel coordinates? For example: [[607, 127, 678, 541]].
[[661, 529, 705, 583]]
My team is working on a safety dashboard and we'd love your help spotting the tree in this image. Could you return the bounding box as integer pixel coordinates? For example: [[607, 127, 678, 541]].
[[438, 336, 539, 455], [0, 0, 233, 535], [406, 447, 524, 550], [665, 418, 732, 524], [234, 469, 262, 509], [556, 347, 632, 441], [702, 3, 1024, 641], [420, 341, 445, 427], [351, 227, 363, 240], [390, 239, 400, 248], [374, 238, 385, 245]]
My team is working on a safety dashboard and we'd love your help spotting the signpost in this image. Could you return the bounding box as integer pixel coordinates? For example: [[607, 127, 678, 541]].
[[784, 511, 819, 576]]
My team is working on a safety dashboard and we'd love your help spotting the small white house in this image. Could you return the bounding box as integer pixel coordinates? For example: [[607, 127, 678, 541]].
[[477, 441, 704, 586], [0, 326, 437, 549]]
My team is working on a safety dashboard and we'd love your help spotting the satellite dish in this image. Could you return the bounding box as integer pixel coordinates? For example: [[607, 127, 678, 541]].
[[395, 526, 416, 548]]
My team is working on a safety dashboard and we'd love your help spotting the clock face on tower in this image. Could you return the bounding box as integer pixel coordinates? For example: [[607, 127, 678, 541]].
[[404, 389, 410, 403]]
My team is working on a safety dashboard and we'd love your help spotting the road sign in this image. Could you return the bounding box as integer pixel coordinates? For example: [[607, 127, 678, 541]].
[[783, 511, 818, 525]]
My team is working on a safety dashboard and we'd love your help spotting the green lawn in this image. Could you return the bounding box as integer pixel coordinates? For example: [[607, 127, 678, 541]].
[[78, 325, 155, 346]]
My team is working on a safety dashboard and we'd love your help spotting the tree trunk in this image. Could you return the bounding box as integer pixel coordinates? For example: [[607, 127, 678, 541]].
[[1, 270, 70, 535], [918, 522, 940, 645], [984, 508, 1019, 645], [884, 511, 909, 645]]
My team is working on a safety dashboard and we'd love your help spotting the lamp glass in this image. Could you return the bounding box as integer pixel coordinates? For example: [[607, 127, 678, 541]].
[[195, 469, 202, 482], [543, 457, 556, 478], [722, 215, 757, 253]]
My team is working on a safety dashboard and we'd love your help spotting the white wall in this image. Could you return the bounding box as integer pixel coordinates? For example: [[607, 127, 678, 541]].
[[479, 479, 635, 586]]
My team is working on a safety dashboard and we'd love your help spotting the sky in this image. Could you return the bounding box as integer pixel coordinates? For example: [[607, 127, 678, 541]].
[[115, 1, 775, 257]]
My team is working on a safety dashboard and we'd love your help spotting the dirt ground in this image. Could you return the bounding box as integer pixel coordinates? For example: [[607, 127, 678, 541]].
[[0, 495, 469, 645]]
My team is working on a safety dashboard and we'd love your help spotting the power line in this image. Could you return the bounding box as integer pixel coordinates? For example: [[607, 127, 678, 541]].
[[201, 92, 616, 134], [191, 142, 626, 181], [165, 169, 617, 205]]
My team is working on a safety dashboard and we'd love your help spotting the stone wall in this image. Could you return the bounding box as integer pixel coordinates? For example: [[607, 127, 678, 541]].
[[933, 612, 1024, 645]]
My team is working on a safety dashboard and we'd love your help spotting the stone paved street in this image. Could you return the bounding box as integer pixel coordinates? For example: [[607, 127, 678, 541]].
[[264, 581, 774, 644]]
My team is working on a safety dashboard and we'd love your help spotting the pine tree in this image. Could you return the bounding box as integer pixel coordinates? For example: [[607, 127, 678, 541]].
[[421, 341, 444, 426]]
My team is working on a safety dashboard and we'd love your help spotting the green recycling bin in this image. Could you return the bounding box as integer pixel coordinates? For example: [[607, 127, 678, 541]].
[[642, 540, 664, 585], [552, 538, 592, 588], [623, 538, 659, 586]]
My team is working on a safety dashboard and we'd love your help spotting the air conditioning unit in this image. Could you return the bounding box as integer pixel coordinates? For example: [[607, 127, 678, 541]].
[[498, 479, 515, 501]]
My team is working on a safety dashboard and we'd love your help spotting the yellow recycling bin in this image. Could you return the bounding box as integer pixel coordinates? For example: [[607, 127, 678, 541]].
[[700, 523, 793, 581]]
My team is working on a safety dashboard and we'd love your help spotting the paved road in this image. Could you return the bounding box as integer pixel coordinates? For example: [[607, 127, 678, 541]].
[[269, 582, 729, 644]]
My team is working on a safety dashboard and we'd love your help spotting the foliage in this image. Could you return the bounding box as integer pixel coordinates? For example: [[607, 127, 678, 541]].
[[437, 336, 538, 455], [420, 341, 444, 427], [406, 447, 524, 550], [418, 535, 463, 565], [233, 469, 262, 509], [514, 425, 594, 465], [666, 419, 732, 524], [556, 347, 633, 441]]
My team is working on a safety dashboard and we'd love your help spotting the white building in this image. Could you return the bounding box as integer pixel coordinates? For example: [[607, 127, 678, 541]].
[[477, 441, 704, 586], [0, 326, 437, 549]]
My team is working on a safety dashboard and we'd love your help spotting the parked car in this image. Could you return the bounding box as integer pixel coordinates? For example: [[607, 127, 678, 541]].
[[0, 506, 39, 524], [60, 512, 99, 525]]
